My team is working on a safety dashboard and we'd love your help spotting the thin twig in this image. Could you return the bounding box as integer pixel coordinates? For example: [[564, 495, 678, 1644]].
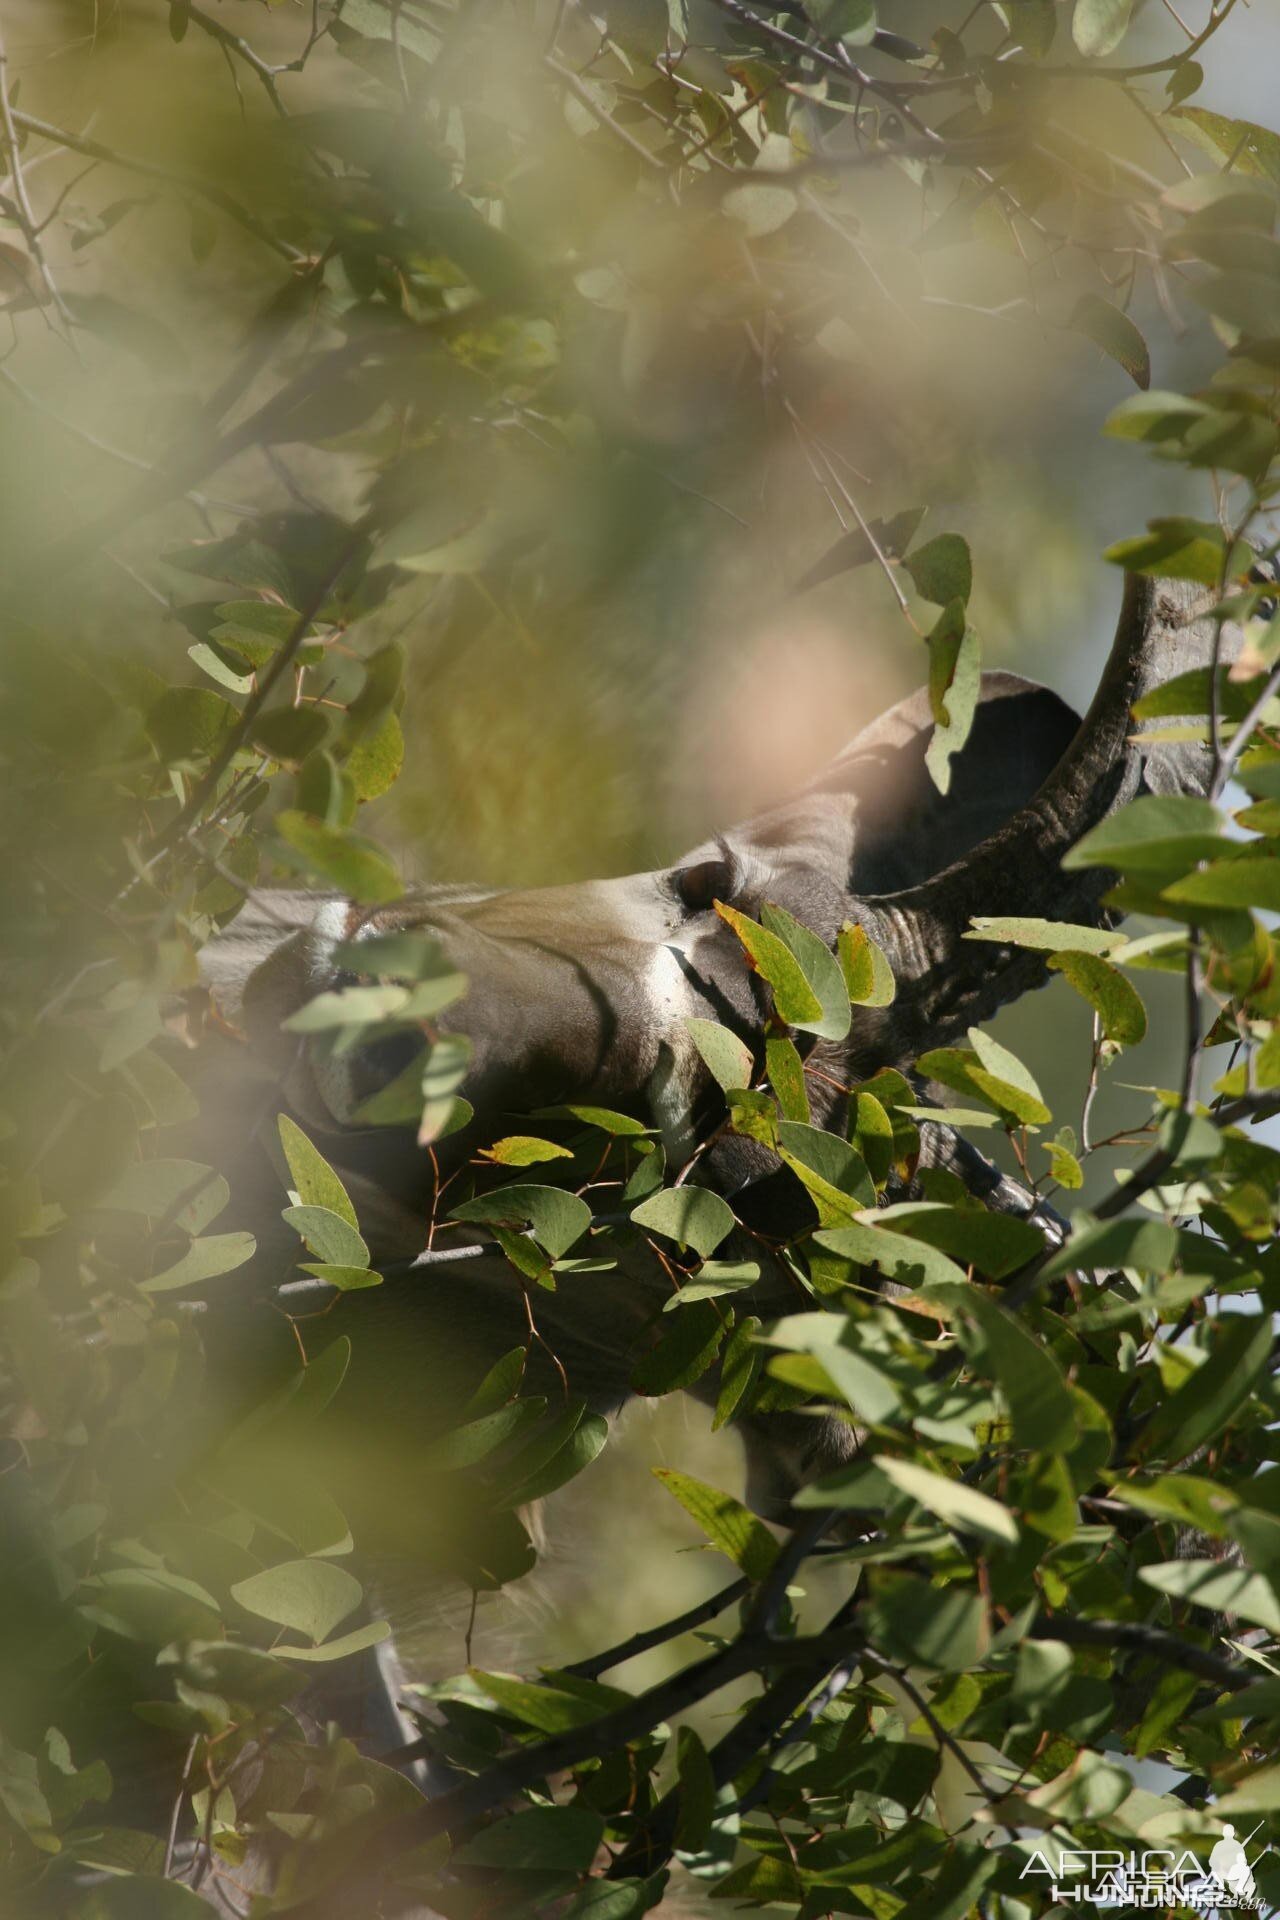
[[9, 107, 303, 261], [0, 25, 78, 340]]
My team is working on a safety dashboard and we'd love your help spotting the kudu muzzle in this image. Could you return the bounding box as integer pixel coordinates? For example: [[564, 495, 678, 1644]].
[[214, 573, 1227, 1228]]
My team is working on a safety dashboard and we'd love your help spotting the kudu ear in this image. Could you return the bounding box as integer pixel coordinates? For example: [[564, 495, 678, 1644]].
[[811, 672, 1081, 893]]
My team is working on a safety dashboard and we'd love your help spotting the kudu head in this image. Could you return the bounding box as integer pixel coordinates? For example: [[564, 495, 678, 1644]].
[[209, 573, 1223, 1230]]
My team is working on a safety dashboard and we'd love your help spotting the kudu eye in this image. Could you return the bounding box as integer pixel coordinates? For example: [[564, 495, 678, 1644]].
[[673, 857, 734, 914]]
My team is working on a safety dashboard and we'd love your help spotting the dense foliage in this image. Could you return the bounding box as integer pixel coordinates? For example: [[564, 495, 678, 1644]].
[[3, 0, 1280, 1915]]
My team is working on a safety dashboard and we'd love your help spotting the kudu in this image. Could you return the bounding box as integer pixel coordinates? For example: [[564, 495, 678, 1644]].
[[182, 571, 1226, 1890]]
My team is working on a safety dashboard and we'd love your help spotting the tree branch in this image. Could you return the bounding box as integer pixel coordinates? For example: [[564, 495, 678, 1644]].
[[0, 26, 78, 339], [8, 107, 304, 262]]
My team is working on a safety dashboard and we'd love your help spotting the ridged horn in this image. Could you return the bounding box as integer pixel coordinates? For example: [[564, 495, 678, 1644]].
[[859, 573, 1219, 1056]]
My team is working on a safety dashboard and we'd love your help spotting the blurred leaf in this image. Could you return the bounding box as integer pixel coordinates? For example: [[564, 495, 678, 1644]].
[[1071, 0, 1132, 57], [1139, 1559, 1280, 1633], [1062, 794, 1225, 871], [876, 1457, 1018, 1544], [74, 1880, 212, 1918], [143, 1231, 256, 1293], [1164, 856, 1280, 910], [230, 1559, 363, 1645], [147, 687, 237, 764], [865, 1574, 988, 1671], [722, 182, 797, 237], [793, 508, 926, 594], [1142, 1312, 1271, 1462], [1067, 294, 1150, 388], [276, 810, 403, 902], [453, 1806, 606, 1872]]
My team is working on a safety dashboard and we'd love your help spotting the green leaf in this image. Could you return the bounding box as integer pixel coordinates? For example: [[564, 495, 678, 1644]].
[[1103, 389, 1217, 443], [270, 1620, 391, 1662], [453, 1806, 606, 1872], [865, 1574, 988, 1671], [143, 1231, 256, 1293], [714, 1315, 763, 1429], [814, 1222, 967, 1293], [654, 1468, 779, 1578], [915, 1046, 1050, 1127], [332, 930, 449, 980], [425, 1399, 548, 1472], [1143, 1312, 1272, 1462], [793, 507, 926, 594], [876, 1457, 1019, 1544], [146, 687, 238, 764], [665, 1258, 762, 1307], [765, 1034, 810, 1120], [1067, 294, 1149, 388], [777, 1121, 876, 1225], [1072, 0, 1133, 58], [1049, 952, 1147, 1043], [501, 1412, 609, 1504], [278, 1114, 359, 1227], [631, 1186, 735, 1257], [686, 1018, 755, 1092], [451, 1184, 591, 1259], [808, 0, 877, 43], [536, 1104, 652, 1136], [941, 1288, 1079, 1452], [1164, 857, 1280, 911], [282, 1204, 370, 1268], [230, 1559, 363, 1645], [104, 1158, 228, 1233], [871, 1202, 1044, 1279], [251, 706, 330, 764], [764, 1313, 901, 1424], [297, 1262, 382, 1291], [722, 182, 797, 238], [632, 1300, 728, 1395], [470, 1670, 628, 1733], [715, 903, 823, 1029], [276, 810, 402, 904], [676, 1725, 717, 1853], [1061, 794, 1225, 871], [73, 1879, 214, 1919], [347, 708, 405, 801], [903, 533, 972, 606], [964, 917, 1119, 955], [837, 922, 896, 1006], [760, 903, 851, 1041], [80, 1568, 222, 1645], [479, 1135, 575, 1167], [1170, 107, 1280, 186], [1103, 518, 1226, 586], [925, 615, 980, 794], [1139, 1559, 1280, 1634]]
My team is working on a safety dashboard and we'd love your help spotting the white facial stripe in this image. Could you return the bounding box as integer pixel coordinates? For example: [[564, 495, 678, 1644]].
[[644, 941, 703, 1166], [297, 898, 362, 1124]]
